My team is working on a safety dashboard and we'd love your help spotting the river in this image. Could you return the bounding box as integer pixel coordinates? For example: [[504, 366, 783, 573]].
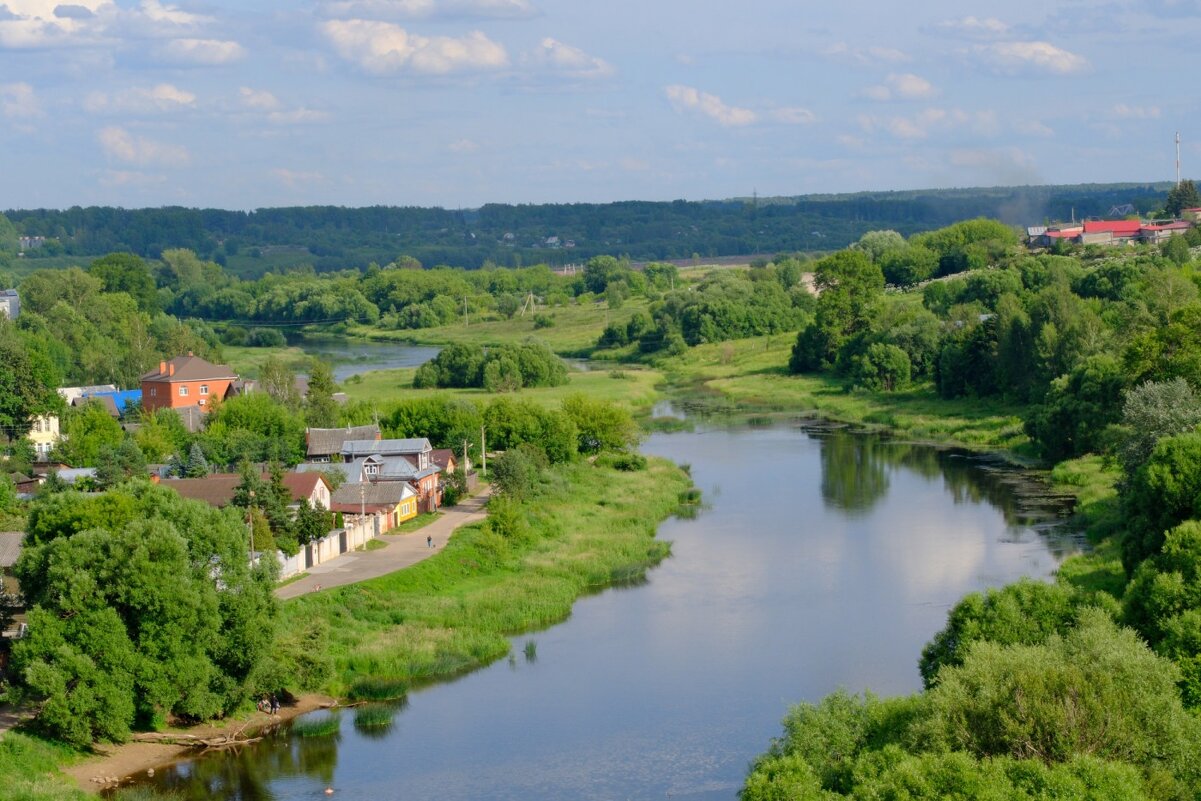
[[129, 420, 1081, 800], [297, 339, 442, 383]]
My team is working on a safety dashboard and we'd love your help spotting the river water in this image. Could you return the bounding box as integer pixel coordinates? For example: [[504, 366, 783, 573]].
[[130, 421, 1081, 800], [298, 339, 442, 383]]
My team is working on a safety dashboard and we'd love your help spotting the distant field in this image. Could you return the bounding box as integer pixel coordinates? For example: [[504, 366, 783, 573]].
[[348, 298, 651, 356], [342, 363, 663, 411]]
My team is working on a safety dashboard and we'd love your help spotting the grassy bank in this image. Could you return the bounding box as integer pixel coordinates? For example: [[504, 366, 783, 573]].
[[280, 457, 692, 694], [658, 336, 1031, 451]]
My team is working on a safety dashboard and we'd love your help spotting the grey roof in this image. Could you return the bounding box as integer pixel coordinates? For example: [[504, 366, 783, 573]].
[[298, 455, 440, 483], [341, 438, 431, 458], [306, 425, 381, 457], [331, 481, 415, 507], [0, 532, 23, 568]]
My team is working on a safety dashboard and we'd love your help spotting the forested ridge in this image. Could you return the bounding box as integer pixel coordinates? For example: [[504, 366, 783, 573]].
[[1, 182, 1169, 275]]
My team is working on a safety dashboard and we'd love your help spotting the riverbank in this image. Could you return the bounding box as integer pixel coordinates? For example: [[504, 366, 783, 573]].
[[63, 693, 337, 796], [278, 456, 693, 696]]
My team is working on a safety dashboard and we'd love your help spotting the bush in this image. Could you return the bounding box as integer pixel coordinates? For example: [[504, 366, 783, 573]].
[[245, 328, 286, 347], [533, 313, 555, 329]]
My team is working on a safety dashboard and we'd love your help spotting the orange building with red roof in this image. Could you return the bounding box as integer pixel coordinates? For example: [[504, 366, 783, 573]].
[[141, 353, 238, 413]]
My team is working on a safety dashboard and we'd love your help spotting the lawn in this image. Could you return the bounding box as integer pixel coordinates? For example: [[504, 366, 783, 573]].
[[386, 511, 443, 535]]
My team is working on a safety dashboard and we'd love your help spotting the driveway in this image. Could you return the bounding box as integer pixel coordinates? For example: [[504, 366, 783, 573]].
[[276, 488, 491, 600]]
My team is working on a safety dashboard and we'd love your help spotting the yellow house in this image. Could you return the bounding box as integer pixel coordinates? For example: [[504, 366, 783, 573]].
[[27, 415, 61, 461], [330, 481, 419, 530]]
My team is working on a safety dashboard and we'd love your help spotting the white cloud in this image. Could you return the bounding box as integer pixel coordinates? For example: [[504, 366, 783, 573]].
[[1, 81, 41, 118], [859, 107, 998, 140], [85, 83, 196, 113], [820, 42, 909, 65], [267, 107, 327, 124], [949, 147, 1040, 184], [320, 0, 537, 20], [770, 106, 816, 125], [862, 73, 936, 102], [525, 37, 612, 78], [97, 125, 189, 166], [448, 138, 479, 152], [155, 38, 245, 64], [273, 168, 326, 187], [320, 19, 509, 74], [239, 87, 281, 111], [973, 41, 1088, 75], [0, 1, 213, 49], [1113, 103, 1161, 119], [1013, 118, 1054, 137], [935, 16, 1009, 38], [664, 84, 756, 127]]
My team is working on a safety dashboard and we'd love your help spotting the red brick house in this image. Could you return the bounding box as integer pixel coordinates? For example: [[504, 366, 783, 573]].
[[141, 353, 238, 413]]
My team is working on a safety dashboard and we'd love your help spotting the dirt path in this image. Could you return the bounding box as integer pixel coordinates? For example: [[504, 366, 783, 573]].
[[64, 693, 337, 795], [276, 487, 491, 600]]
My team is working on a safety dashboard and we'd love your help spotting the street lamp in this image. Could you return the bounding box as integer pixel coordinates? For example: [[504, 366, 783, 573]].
[[247, 489, 256, 566]]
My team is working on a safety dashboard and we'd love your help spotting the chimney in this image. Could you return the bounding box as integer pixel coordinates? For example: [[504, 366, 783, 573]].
[[159, 360, 166, 375], [168, 363, 175, 377]]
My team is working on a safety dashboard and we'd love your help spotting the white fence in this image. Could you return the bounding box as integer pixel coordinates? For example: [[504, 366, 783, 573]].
[[271, 513, 384, 580]]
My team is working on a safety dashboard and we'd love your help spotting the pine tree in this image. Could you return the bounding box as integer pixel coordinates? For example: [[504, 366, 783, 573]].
[[305, 359, 340, 428], [184, 443, 209, 477], [1165, 179, 1201, 216]]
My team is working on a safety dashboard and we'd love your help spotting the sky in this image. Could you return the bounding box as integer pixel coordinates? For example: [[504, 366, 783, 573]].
[[0, 0, 1198, 210]]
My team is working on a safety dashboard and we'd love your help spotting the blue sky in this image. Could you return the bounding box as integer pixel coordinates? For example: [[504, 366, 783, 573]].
[[0, 0, 1197, 209]]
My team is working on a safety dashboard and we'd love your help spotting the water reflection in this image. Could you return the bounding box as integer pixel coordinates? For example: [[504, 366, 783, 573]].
[[127, 422, 1081, 801]]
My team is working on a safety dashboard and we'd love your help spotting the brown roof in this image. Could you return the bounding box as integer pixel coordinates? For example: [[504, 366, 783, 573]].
[[141, 354, 237, 383], [431, 448, 457, 471], [306, 425, 381, 457], [162, 472, 329, 508]]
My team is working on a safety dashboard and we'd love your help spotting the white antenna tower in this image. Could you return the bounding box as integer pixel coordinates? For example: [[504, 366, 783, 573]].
[[1177, 131, 1182, 187]]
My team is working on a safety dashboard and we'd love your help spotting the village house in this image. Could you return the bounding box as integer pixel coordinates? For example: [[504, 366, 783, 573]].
[[1029, 217, 1196, 248], [27, 415, 59, 461], [160, 471, 332, 510], [140, 353, 238, 413], [329, 481, 418, 531], [304, 424, 382, 462], [0, 288, 19, 319]]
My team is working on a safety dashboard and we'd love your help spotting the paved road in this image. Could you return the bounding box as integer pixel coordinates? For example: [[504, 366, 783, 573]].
[[276, 488, 491, 600]]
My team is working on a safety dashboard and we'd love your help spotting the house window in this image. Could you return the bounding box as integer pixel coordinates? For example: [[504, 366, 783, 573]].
[[365, 464, 380, 477], [179, 386, 189, 397], [149, 387, 157, 397], [31, 418, 40, 433], [200, 384, 209, 396], [198, 399, 206, 406]]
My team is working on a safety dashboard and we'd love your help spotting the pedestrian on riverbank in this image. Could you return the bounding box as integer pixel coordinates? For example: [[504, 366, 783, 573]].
[[270, 694, 279, 715]]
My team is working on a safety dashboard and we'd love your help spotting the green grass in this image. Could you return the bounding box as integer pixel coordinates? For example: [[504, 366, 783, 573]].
[[660, 336, 1031, 451], [290, 716, 340, 738], [348, 298, 652, 356], [385, 512, 443, 535], [347, 677, 407, 702], [342, 363, 663, 411], [362, 539, 388, 551], [275, 571, 309, 588], [219, 343, 317, 377], [280, 458, 692, 696], [1050, 454, 1123, 542], [0, 731, 89, 801]]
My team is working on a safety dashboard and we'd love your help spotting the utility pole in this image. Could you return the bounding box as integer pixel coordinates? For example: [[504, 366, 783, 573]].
[[480, 426, 487, 477], [463, 295, 469, 327], [1176, 131, 1182, 187]]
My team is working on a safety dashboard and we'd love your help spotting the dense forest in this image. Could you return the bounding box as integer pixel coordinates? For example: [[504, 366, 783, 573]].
[[1, 182, 1170, 276]]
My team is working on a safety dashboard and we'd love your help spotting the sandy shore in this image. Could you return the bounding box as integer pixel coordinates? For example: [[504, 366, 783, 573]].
[[64, 693, 337, 794]]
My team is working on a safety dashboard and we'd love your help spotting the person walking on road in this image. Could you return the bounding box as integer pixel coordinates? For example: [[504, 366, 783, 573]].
[[426, 534, 433, 548]]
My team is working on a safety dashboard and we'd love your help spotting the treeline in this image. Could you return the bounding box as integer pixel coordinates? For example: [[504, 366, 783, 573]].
[[1, 183, 1169, 275], [742, 219, 1201, 798], [413, 342, 568, 392]]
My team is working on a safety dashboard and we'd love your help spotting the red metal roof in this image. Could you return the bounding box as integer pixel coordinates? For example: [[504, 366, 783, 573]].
[[1082, 220, 1143, 235]]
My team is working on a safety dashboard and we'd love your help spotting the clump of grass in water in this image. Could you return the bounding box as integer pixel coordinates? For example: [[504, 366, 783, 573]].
[[291, 715, 341, 738], [523, 640, 537, 663], [353, 705, 398, 739], [347, 676, 408, 702]]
